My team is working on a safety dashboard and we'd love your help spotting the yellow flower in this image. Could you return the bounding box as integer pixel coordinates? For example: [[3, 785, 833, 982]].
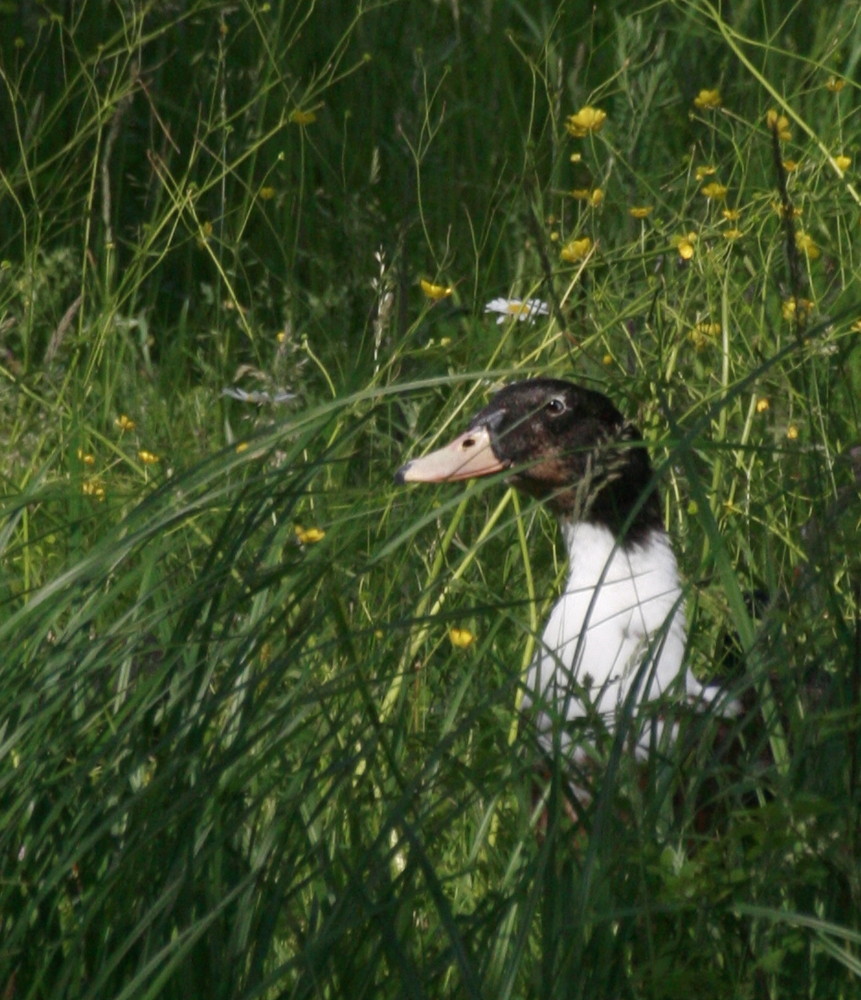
[[723, 228, 743, 240], [697, 321, 721, 337], [196, 220, 213, 248], [755, 397, 770, 413], [138, 450, 160, 465], [420, 278, 453, 301], [82, 480, 106, 501], [786, 425, 799, 440], [722, 208, 741, 220], [834, 154, 851, 171], [782, 297, 814, 322], [701, 182, 728, 199], [765, 109, 792, 141], [235, 441, 249, 453], [693, 88, 722, 110], [689, 321, 720, 350], [795, 231, 820, 259], [782, 159, 799, 172], [295, 525, 326, 544], [560, 236, 592, 262], [602, 353, 614, 365], [672, 233, 697, 260], [695, 164, 716, 181], [629, 205, 653, 219], [851, 319, 861, 333], [565, 106, 607, 138], [771, 199, 802, 219], [449, 627, 476, 649], [115, 414, 136, 432], [826, 77, 845, 92], [258, 186, 276, 200], [571, 187, 604, 207], [77, 449, 95, 466], [289, 108, 317, 125]]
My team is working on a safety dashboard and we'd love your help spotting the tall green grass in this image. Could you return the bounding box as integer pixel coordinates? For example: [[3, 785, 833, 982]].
[[1, 0, 860, 996]]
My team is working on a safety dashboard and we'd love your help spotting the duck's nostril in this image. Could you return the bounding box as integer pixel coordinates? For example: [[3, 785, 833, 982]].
[[462, 437, 475, 449]]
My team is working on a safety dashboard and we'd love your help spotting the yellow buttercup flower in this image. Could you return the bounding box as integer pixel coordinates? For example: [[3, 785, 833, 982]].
[[701, 182, 728, 200], [420, 278, 453, 301], [295, 525, 326, 544], [834, 154, 851, 171], [693, 88, 722, 110], [672, 233, 697, 260], [115, 414, 136, 432], [782, 160, 799, 172], [560, 236, 593, 262], [771, 200, 802, 219], [755, 398, 770, 413], [258, 186, 276, 200], [138, 450, 160, 465], [289, 108, 317, 125], [786, 425, 799, 440], [795, 231, 820, 259], [695, 164, 716, 181], [449, 627, 476, 649], [571, 188, 604, 207], [722, 208, 741, 220], [77, 449, 95, 466], [825, 77, 845, 92], [782, 297, 814, 322], [629, 205, 653, 219], [565, 106, 607, 138], [723, 228, 743, 240], [765, 109, 792, 141], [689, 321, 721, 350], [82, 480, 106, 501]]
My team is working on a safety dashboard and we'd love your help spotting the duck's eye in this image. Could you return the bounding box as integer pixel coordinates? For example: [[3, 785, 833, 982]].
[[544, 397, 566, 416]]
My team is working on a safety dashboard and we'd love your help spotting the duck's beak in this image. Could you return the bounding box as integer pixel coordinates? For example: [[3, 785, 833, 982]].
[[395, 425, 508, 484]]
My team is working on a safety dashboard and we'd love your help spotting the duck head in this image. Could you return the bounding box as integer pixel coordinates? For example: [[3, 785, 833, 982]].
[[396, 378, 663, 541]]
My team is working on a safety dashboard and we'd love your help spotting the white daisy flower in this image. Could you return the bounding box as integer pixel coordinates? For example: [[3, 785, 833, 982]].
[[484, 297, 550, 325]]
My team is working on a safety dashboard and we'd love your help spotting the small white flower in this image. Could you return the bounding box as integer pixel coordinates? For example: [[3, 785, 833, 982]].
[[484, 297, 549, 325]]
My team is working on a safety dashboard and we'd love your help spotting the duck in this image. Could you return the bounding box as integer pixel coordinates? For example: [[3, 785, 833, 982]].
[[396, 378, 735, 763]]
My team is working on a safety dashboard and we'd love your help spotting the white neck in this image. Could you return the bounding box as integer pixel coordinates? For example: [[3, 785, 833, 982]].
[[524, 520, 691, 755]]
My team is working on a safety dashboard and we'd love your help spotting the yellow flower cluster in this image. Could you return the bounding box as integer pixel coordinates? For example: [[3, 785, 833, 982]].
[[571, 187, 604, 207], [765, 109, 792, 141], [795, 231, 820, 260]]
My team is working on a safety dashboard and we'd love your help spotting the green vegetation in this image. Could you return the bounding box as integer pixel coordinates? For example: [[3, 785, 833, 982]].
[[2, 0, 860, 996]]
